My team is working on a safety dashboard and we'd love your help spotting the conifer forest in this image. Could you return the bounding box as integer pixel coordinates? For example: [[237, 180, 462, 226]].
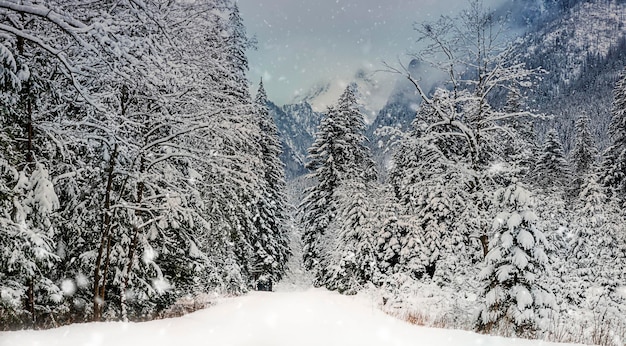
[[0, 0, 625, 345]]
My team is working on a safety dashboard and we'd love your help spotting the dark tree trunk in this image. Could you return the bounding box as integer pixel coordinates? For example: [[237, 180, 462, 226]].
[[93, 144, 119, 321], [27, 279, 35, 327]]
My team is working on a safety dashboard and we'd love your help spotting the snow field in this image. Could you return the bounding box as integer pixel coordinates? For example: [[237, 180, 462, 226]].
[[0, 289, 582, 346]]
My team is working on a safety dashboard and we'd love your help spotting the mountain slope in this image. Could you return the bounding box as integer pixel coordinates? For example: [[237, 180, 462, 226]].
[[292, 68, 394, 124], [516, 0, 626, 150], [268, 101, 323, 180]]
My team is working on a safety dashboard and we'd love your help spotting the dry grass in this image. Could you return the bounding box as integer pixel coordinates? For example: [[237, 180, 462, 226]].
[[404, 311, 430, 326], [383, 308, 450, 330], [381, 302, 626, 346], [156, 294, 217, 319], [544, 310, 626, 346]]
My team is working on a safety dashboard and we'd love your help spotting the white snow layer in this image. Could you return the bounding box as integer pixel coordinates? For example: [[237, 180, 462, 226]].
[[0, 289, 582, 346]]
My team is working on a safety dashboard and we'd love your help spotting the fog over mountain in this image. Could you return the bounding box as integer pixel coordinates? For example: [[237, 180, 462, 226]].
[[240, 0, 509, 108]]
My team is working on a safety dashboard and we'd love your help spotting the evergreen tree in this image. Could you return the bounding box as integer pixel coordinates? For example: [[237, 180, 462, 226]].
[[335, 85, 377, 182], [300, 106, 341, 282], [569, 114, 597, 197], [416, 182, 467, 283], [325, 179, 378, 294], [0, 162, 61, 327], [501, 87, 537, 181], [477, 181, 555, 337], [300, 86, 375, 286], [568, 170, 625, 305], [388, 102, 476, 283], [374, 188, 406, 278], [602, 68, 626, 200], [534, 129, 570, 192], [251, 80, 291, 291]]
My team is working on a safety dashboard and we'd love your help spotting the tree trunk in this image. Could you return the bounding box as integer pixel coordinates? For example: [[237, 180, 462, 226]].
[[26, 99, 33, 163], [27, 279, 35, 328], [92, 143, 119, 321], [120, 155, 145, 322], [480, 234, 489, 258]]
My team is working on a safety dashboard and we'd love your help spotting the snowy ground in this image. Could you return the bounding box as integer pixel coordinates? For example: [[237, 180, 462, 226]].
[[0, 289, 580, 346]]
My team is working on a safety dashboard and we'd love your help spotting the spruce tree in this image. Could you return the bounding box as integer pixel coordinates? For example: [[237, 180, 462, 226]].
[[251, 80, 291, 291], [326, 179, 377, 294], [569, 114, 597, 197], [602, 68, 626, 200], [501, 87, 537, 181], [374, 189, 406, 278], [534, 129, 570, 192], [477, 181, 555, 337], [300, 107, 341, 282], [568, 170, 625, 305], [300, 85, 375, 286], [388, 102, 471, 282]]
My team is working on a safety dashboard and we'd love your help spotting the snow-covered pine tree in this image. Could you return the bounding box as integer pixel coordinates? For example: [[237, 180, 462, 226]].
[[533, 130, 572, 259], [414, 182, 465, 283], [388, 100, 474, 283], [534, 129, 570, 192], [216, 1, 263, 289], [601, 68, 626, 200], [569, 114, 597, 197], [300, 85, 375, 286], [251, 80, 291, 291], [300, 106, 340, 283], [336, 85, 377, 182], [477, 181, 555, 337], [568, 170, 625, 306], [322, 85, 378, 291], [326, 178, 378, 294], [501, 87, 537, 181], [373, 188, 405, 278], [0, 162, 62, 328]]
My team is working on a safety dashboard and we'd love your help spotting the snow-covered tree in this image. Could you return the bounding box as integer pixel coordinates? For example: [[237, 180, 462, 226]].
[[567, 170, 624, 305], [0, 0, 280, 326], [534, 129, 570, 192], [373, 188, 406, 278], [569, 114, 597, 197], [501, 87, 537, 181], [388, 122, 475, 284], [325, 179, 378, 294], [250, 80, 291, 291], [477, 181, 555, 337], [300, 85, 375, 286], [602, 68, 626, 200], [571, 114, 597, 177], [0, 162, 62, 327], [385, 0, 544, 260], [300, 108, 339, 282]]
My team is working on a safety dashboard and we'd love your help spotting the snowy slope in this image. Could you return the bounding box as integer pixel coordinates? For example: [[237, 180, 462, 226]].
[[514, 0, 626, 150], [522, 0, 626, 83], [0, 289, 582, 346]]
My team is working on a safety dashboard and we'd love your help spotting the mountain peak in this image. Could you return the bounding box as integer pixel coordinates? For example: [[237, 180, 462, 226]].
[[290, 69, 395, 124]]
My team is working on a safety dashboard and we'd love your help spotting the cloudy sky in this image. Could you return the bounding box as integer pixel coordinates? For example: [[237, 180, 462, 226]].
[[239, 0, 509, 106]]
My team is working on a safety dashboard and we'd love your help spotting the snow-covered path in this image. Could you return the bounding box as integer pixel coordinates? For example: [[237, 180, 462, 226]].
[[1, 289, 575, 346]]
